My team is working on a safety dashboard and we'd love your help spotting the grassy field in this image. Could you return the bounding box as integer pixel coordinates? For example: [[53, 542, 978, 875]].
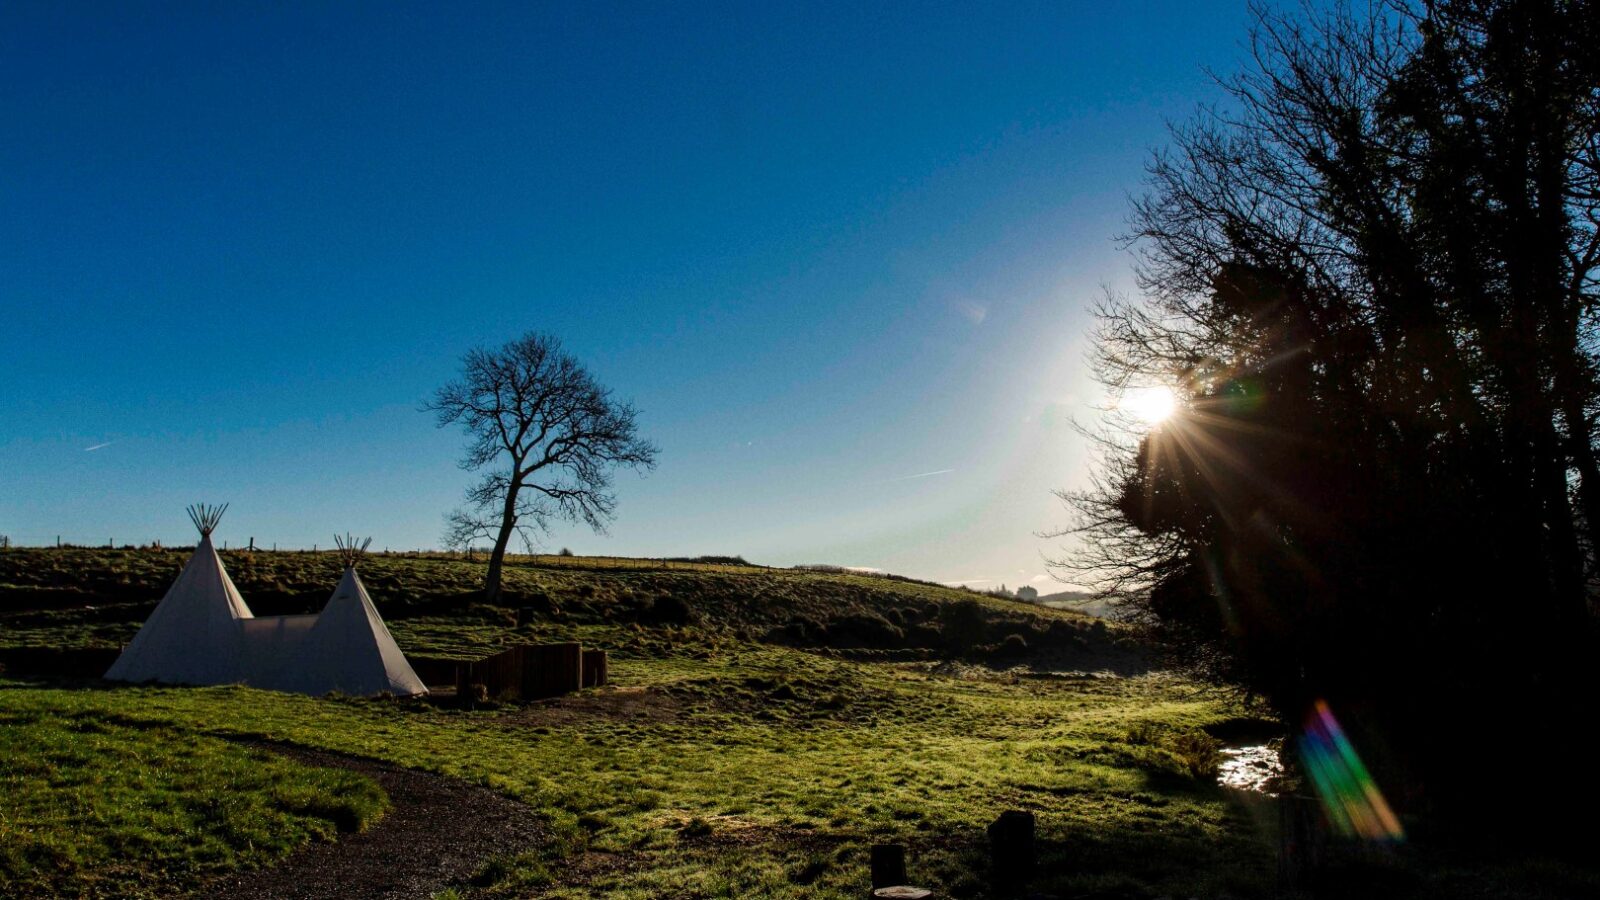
[[1, 549, 1266, 898], [1, 645, 1273, 899], [7, 549, 1598, 898]]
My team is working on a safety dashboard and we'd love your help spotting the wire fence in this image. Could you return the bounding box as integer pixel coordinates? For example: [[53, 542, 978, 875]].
[[0, 536, 990, 595], [0, 537, 976, 589], [0, 534, 784, 573], [0, 533, 443, 554]]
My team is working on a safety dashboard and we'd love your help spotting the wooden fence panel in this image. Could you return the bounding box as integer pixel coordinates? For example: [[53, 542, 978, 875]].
[[523, 642, 582, 699], [453, 642, 594, 702]]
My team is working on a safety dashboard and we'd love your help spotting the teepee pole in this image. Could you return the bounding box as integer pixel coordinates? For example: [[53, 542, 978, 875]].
[[333, 533, 373, 569], [186, 503, 228, 538]]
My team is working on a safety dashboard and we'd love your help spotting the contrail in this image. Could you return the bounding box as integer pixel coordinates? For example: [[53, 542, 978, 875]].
[[83, 441, 115, 452], [890, 468, 954, 482]]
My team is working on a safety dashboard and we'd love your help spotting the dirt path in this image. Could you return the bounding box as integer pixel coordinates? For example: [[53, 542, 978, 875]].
[[199, 742, 548, 900]]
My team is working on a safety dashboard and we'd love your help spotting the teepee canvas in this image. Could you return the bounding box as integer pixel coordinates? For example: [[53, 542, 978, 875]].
[[267, 536, 427, 697], [105, 504, 254, 685], [237, 613, 318, 684]]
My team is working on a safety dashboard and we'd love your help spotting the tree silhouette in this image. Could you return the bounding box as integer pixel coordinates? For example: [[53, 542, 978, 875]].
[[427, 332, 658, 602], [1055, 0, 1600, 837]]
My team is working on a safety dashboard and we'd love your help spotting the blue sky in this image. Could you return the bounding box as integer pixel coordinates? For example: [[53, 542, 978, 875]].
[[1, 1, 1251, 587]]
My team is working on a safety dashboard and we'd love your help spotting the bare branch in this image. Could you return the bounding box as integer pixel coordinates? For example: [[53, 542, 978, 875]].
[[427, 332, 659, 599]]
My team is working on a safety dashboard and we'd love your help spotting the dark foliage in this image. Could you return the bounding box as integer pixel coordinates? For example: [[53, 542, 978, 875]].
[[664, 555, 753, 566], [1055, 0, 1600, 839]]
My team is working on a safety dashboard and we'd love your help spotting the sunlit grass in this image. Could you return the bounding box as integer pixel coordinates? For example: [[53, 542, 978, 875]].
[[0, 705, 388, 900], [0, 644, 1273, 899], [0, 549, 1245, 898]]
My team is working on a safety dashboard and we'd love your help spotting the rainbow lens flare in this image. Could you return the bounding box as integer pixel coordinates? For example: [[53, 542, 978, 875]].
[[1296, 699, 1405, 842]]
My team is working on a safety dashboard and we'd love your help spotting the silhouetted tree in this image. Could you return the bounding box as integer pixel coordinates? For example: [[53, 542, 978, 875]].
[[427, 332, 658, 602], [1054, 0, 1599, 838]]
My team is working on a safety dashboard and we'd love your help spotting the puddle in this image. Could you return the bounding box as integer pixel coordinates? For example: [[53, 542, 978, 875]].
[[1218, 743, 1284, 793]]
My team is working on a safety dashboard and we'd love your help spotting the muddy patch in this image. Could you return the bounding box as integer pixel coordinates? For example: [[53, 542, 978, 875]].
[[201, 742, 549, 900]]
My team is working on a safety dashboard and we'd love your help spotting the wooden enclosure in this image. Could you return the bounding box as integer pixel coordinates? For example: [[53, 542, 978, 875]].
[[454, 642, 607, 702]]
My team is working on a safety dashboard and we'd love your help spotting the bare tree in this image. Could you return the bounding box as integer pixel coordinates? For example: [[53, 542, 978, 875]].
[[426, 332, 658, 602], [1048, 0, 1600, 832]]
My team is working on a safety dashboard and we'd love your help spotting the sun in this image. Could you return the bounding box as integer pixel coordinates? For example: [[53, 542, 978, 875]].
[[1119, 385, 1178, 424]]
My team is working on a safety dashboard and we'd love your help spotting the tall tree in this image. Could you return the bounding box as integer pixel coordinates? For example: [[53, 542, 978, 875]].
[[1056, 0, 1599, 835], [427, 332, 658, 602]]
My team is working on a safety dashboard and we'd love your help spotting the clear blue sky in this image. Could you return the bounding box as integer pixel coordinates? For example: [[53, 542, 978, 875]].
[[2, 1, 1251, 588]]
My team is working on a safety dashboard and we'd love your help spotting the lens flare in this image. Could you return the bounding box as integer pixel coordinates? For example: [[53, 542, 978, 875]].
[[1297, 700, 1405, 842]]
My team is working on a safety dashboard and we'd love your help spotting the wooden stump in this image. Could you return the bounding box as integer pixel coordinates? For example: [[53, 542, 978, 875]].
[[581, 649, 608, 687], [987, 809, 1035, 892], [870, 844, 907, 889], [453, 662, 488, 708]]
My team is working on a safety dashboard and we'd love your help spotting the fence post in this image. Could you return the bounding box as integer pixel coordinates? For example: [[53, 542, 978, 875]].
[[582, 649, 608, 687], [870, 844, 907, 890], [987, 809, 1036, 892]]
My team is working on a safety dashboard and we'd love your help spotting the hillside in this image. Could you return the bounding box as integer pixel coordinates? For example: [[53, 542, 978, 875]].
[[0, 548, 1142, 671], [1033, 589, 1129, 620]]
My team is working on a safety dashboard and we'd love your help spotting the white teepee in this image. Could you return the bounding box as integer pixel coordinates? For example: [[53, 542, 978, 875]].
[[105, 504, 255, 685], [266, 536, 427, 697], [237, 613, 318, 683]]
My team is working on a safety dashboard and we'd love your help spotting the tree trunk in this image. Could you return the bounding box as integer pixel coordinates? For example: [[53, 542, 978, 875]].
[[484, 481, 522, 603], [1561, 389, 1600, 571]]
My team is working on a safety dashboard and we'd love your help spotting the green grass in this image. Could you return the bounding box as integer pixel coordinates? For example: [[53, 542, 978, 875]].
[[0, 548, 1257, 897], [0, 702, 388, 899], [0, 642, 1275, 899], [6, 551, 1599, 897]]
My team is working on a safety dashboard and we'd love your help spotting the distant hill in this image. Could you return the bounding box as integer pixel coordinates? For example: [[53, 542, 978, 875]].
[[1032, 589, 1130, 620], [0, 548, 1145, 671]]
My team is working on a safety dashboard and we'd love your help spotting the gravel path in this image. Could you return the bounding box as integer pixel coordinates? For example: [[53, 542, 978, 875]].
[[200, 743, 548, 900]]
